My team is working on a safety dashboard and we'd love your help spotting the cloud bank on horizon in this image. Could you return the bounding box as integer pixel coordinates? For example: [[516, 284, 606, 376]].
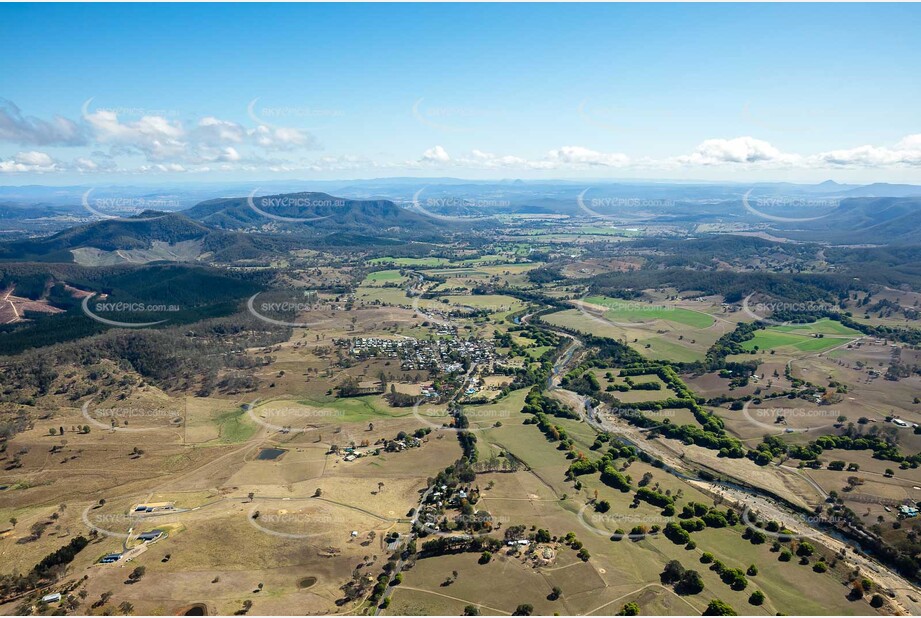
[[2, 99, 919, 180]]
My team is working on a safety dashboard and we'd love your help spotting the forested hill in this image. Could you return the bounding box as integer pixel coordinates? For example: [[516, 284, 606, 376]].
[[184, 191, 455, 237]]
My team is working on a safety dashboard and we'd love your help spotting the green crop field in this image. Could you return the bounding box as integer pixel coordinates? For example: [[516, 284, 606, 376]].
[[741, 327, 857, 353], [368, 256, 450, 267], [773, 318, 862, 336], [584, 296, 715, 329], [294, 395, 415, 423], [364, 269, 405, 283]]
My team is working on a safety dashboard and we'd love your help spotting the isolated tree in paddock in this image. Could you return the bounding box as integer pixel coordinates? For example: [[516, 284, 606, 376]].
[[703, 599, 737, 616]]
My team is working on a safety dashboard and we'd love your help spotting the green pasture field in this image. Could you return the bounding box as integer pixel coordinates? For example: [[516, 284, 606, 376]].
[[584, 296, 715, 329]]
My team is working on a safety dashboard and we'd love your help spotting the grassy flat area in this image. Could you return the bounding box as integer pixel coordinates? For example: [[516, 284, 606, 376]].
[[639, 336, 708, 363], [364, 269, 406, 283], [368, 256, 450, 267], [741, 328, 856, 353], [444, 294, 524, 311], [576, 226, 644, 237], [773, 318, 862, 336], [355, 285, 412, 306], [524, 345, 552, 359], [463, 388, 531, 429], [543, 309, 717, 363], [422, 268, 489, 278], [584, 296, 715, 329], [212, 407, 258, 444], [295, 395, 414, 423]]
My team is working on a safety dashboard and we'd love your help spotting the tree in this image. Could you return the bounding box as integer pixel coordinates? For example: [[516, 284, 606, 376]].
[[479, 551, 491, 564], [703, 599, 737, 616], [617, 602, 640, 616], [679, 570, 705, 595], [796, 541, 815, 557], [720, 568, 748, 591], [660, 560, 685, 584], [463, 606, 481, 616], [548, 586, 562, 601], [850, 581, 865, 599], [128, 566, 146, 582], [513, 604, 533, 616], [748, 591, 765, 606], [118, 601, 134, 615]]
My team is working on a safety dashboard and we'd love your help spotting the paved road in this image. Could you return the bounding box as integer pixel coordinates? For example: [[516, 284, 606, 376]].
[[374, 362, 483, 614]]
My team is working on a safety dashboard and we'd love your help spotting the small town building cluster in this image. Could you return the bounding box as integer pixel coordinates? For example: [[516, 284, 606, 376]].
[[335, 336, 499, 374]]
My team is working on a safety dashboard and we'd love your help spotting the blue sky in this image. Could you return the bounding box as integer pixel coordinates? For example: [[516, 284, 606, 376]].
[[1, 2, 919, 184]]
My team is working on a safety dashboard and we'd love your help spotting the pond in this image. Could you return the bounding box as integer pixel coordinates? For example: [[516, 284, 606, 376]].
[[298, 576, 318, 589], [257, 448, 286, 460]]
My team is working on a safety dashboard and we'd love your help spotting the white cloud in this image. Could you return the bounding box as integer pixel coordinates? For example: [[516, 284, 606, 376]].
[[0, 99, 86, 146], [79, 106, 317, 166], [810, 134, 921, 167], [0, 151, 60, 173], [74, 157, 98, 171], [468, 150, 529, 168], [2, 98, 920, 177], [677, 136, 799, 166], [250, 125, 315, 149], [195, 117, 246, 144], [897, 134, 921, 151], [85, 109, 187, 161], [544, 146, 630, 168], [416, 145, 629, 170], [421, 145, 451, 163], [139, 163, 187, 173], [221, 146, 242, 162]]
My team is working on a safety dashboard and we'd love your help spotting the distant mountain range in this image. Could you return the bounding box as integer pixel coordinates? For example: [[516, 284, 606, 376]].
[[769, 197, 921, 245], [1, 184, 920, 264], [0, 211, 300, 264], [0, 190, 462, 263], [184, 191, 448, 235]]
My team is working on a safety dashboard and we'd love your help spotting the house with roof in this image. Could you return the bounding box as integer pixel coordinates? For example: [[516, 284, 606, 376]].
[[137, 530, 164, 542]]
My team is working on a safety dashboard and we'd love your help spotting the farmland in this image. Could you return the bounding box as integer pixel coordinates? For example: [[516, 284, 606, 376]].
[[2, 202, 920, 618]]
